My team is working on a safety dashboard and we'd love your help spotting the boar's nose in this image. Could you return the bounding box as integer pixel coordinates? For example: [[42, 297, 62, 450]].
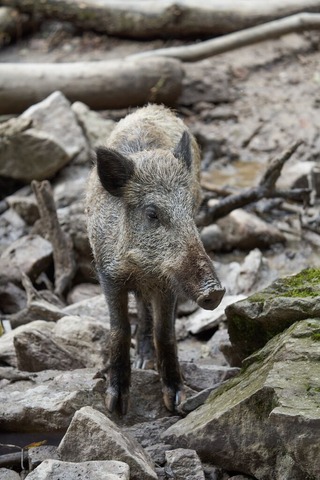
[[197, 286, 225, 310]]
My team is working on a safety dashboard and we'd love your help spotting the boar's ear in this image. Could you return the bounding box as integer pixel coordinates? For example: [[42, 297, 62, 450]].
[[96, 146, 134, 197], [173, 131, 192, 170]]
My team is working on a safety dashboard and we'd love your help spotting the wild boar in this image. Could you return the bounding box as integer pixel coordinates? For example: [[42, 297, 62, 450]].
[[86, 104, 225, 414]]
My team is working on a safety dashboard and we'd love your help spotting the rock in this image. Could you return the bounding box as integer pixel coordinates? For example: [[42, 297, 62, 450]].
[[165, 448, 205, 480], [6, 194, 39, 225], [62, 294, 110, 324], [186, 295, 246, 334], [1, 316, 109, 370], [0, 320, 55, 367], [124, 416, 180, 449], [54, 178, 88, 209], [58, 406, 157, 480], [72, 101, 115, 148], [0, 368, 106, 432], [226, 267, 320, 364], [207, 328, 230, 366], [216, 208, 286, 251], [0, 117, 69, 182], [0, 208, 27, 254], [14, 328, 85, 372], [116, 369, 170, 427], [0, 281, 27, 314], [277, 159, 316, 191], [25, 459, 129, 480], [200, 224, 224, 252], [54, 315, 109, 369], [66, 282, 101, 304], [0, 234, 53, 284], [0, 368, 168, 432], [181, 363, 240, 392], [0, 91, 90, 183], [162, 319, 320, 480], [63, 293, 137, 325], [21, 91, 88, 161], [28, 445, 59, 471], [179, 386, 223, 414], [0, 469, 20, 480], [216, 249, 276, 297]]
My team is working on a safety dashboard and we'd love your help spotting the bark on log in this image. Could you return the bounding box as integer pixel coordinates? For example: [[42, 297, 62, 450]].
[[2, 0, 320, 39], [0, 58, 184, 114], [130, 13, 320, 62]]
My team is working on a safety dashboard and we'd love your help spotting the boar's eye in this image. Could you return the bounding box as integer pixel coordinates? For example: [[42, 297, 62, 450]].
[[146, 205, 158, 221]]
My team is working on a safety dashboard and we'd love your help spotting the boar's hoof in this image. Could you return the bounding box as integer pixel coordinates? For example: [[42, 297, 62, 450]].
[[134, 356, 155, 369], [163, 386, 186, 412], [106, 388, 129, 415], [197, 287, 225, 311]]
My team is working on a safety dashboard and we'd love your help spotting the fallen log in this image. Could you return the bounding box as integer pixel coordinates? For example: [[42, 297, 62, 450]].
[[0, 57, 184, 114], [2, 0, 320, 39], [196, 141, 311, 227], [130, 12, 320, 62]]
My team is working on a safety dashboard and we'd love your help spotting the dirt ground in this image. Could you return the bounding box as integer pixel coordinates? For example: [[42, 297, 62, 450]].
[[1, 22, 320, 280]]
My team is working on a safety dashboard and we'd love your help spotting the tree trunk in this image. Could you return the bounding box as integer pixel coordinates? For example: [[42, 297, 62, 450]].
[[0, 57, 184, 114], [2, 0, 320, 39]]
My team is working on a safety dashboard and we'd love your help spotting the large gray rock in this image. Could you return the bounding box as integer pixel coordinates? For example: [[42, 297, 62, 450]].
[[0, 368, 106, 431], [0, 469, 20, 480], [25, 459, 129, 480], [0, 91, 89, 182], [165, 448, 205, 480], [162, 319, 320, 480], [0, 234, 53, 284], [0, 117, 69, 182], [180, 363, 239, 392], [226, 267, 320, 364], [21, 91, 88, 161], [14, 328, 85, 372], [72, 101, 115, 148], [0, 367, 168, 432], [58, 406, 157, 480], [0, 320, 55, 367], [0, 316, 109, 370]]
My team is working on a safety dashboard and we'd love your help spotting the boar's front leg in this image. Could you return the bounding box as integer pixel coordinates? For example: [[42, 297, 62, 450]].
[[152, 290, 185, 411], [99, 273, 131, 415]]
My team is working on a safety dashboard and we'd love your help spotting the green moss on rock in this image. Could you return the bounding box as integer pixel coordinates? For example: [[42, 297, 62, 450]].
[[226, 268, 320, 364]]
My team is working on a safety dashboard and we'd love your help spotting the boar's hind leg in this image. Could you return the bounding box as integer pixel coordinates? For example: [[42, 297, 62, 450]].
[[134, 295, 155, 369], [99, 274, 131, 415], [152, 290, 185, 412]]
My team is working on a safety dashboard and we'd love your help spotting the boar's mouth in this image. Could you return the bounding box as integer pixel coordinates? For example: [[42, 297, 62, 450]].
[[195, 282, 225, 310]]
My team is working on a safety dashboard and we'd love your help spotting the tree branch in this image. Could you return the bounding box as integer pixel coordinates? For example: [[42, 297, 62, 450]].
[[196, 140, 310, 226], [129, 12, 320, 62], [32, 180, 75, 297]]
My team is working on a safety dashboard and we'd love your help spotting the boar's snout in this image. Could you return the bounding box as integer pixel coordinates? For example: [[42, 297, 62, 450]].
[[196, 284, 225, 310]]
